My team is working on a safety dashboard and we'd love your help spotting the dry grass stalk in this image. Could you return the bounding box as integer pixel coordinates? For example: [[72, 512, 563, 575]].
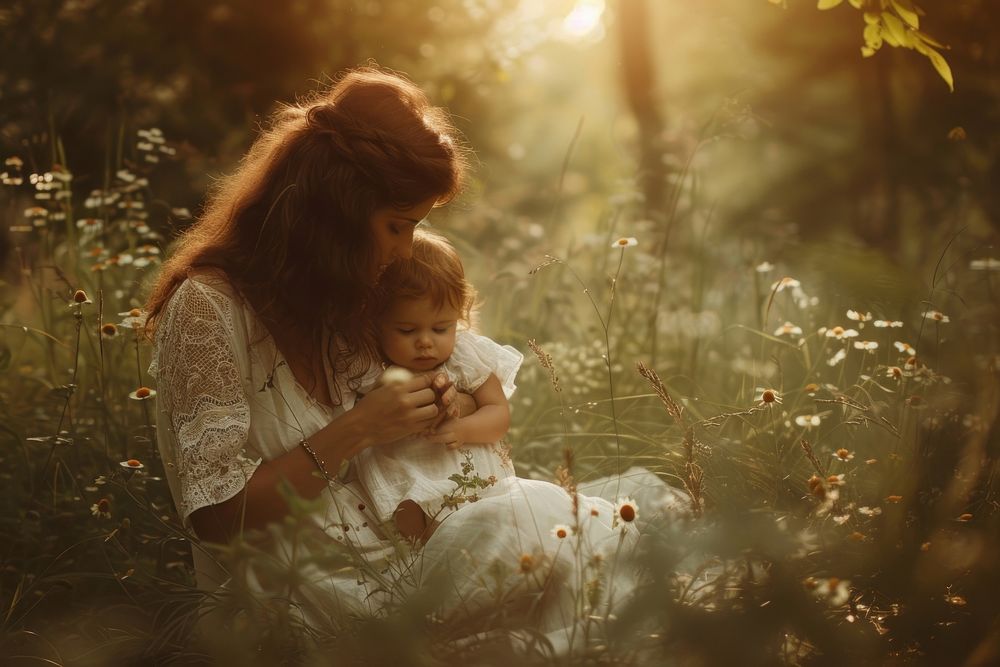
[[637, 361, 703, 517], [800, 439, 826, 477], [555, 447, 579, 516], [527, 338, 561, 393]]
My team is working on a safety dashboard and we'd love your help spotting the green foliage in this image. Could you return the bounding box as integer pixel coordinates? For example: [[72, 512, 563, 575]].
[[806, 0, 956, 90]]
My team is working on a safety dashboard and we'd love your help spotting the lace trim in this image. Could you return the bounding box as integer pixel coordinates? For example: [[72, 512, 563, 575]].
[[153, 278, 258, 519]]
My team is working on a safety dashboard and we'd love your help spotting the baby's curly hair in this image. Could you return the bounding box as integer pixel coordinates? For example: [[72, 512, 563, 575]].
[[376, 228, 477, 326]]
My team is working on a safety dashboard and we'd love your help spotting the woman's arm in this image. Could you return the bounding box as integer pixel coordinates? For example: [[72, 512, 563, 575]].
[[425, 374, 509, 449], [190, 373, 446, 543]]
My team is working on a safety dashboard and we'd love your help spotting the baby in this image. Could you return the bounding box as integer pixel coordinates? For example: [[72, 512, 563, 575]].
[[357, 228, 522, 542]]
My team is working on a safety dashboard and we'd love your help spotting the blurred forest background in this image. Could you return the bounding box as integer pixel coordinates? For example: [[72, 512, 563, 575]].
[[0, 0, 998, 665]]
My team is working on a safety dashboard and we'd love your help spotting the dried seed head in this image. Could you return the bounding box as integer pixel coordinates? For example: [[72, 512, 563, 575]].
[[519, 554, 534, 573], [73, 289, 89, 303]]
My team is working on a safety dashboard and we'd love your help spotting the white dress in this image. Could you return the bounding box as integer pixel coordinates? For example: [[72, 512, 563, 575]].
[[150, 274, 686, 647], [356, 330, 522, 524]]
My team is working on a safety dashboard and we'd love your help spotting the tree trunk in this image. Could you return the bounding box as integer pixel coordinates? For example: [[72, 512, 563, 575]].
[[618, 0, 668, 236]]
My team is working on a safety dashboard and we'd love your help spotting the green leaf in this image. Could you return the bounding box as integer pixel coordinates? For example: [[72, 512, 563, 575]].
[[915, 42, 955, 91], [817, 0, 843, 9], [863, 23, 883, 49], [914, 29, 946, 49], [881, 12, 912, 47], [891, 0, 920, 28]]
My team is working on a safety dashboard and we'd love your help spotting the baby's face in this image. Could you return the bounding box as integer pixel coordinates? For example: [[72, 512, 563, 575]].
[[379, 296, 460, 372]]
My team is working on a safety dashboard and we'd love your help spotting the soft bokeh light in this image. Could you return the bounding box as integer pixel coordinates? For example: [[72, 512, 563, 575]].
[[560, 0, 606, 41]]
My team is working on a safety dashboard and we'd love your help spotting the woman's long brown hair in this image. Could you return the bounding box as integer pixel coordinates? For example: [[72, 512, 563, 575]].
[[145, 66, 467, 403]]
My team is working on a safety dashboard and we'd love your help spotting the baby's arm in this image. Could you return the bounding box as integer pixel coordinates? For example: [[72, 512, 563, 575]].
[[425, 374, 509, 449]]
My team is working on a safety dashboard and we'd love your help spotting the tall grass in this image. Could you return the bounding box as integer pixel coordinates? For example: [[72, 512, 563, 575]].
[[1, 126, 997, 665]]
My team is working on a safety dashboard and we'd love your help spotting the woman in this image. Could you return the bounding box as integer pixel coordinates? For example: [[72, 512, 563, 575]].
[[147, 66, 678, 648]]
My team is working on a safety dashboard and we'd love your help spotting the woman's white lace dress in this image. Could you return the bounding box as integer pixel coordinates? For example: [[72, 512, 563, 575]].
[[150, 274, 685, 647], [356, 330, 522, 523]]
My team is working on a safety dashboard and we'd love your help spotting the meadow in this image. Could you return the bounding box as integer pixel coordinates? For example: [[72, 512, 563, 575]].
[[1, 0, 998, 664], [0, 122, 996, 665]]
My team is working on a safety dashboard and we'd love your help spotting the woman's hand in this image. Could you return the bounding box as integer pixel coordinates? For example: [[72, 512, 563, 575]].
[[350, 374, 441, 449]]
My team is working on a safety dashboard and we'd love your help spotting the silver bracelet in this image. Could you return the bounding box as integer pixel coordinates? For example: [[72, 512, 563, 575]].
[[300, 439, 334, 483]]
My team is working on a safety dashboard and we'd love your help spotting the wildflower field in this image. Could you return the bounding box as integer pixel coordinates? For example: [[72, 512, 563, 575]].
[[1, 0, 998, 665]]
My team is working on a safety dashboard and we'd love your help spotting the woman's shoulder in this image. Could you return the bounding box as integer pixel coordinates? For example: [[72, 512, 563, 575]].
[[158, 269, 252, 334], [166, 269, 244, 311], [184, 268, 240, 298]]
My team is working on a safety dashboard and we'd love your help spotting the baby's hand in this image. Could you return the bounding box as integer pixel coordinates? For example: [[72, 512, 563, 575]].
[[429, 372, 460, 426], [425, 417, 465, 450]]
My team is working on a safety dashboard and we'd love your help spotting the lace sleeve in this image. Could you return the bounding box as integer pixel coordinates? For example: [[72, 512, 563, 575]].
[[443, 330, 524, 399], [153, 279, 258, 520]]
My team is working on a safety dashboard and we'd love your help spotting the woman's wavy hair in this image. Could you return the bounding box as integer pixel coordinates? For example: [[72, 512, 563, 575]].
[[374, 227, 478, 328], [146, 66, 468, 403]]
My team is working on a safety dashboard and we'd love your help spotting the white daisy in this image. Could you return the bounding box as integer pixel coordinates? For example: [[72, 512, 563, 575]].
[[614, 497, 639, 524], [551, 524, 572, 539], [774, 321, 803, 337], [921, 310, 950, 323], [825, 326, 859, 340], [795, 414, 822, 428]]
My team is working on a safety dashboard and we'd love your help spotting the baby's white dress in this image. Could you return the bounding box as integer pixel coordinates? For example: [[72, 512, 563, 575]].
[[150, 274, 687, 649], [356, 330, 522, 524]]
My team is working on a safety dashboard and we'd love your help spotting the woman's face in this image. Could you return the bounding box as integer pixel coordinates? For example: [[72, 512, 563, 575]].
[[369, 196, 438, 280]]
